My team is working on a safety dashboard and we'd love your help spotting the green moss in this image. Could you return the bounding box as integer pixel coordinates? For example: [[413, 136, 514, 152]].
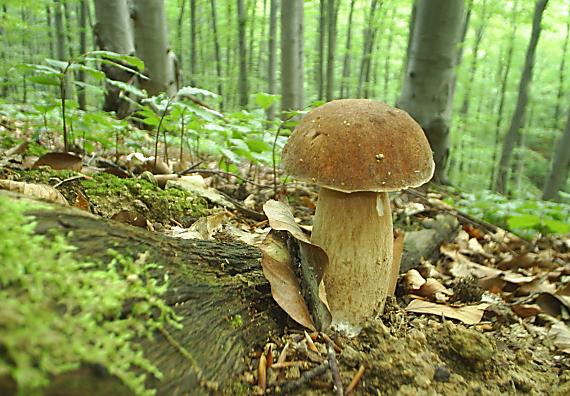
[[230, 314, 244, 329], [0, 196, 181, 395]]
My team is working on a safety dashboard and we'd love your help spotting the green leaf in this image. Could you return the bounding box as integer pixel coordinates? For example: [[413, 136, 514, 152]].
[[507, 214, 541, 230], [543, 219, 570, 234], [87, 50, 145, 71], [246, 138, 271, 153], [28, 74, 60, 86], [45, 58, 70, 71], [255, 92, 278, 110], [177, 85, 218, 99], [106, 79, 147, 98]]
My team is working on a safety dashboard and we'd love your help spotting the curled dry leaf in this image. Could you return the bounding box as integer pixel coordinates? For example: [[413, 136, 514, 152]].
[[0, 180, 68, 205], [260, 200, 331, 331], [259, 231, 316, 331], [548, 320, 570, 354], [405, 299, 489, 325], [33, 152, 83, 172]]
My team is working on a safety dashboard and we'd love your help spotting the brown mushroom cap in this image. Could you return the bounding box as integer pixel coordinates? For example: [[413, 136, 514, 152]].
[[282, 99, 435, 192]]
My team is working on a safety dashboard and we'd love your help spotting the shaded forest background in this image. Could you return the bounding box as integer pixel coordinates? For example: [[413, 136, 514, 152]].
[[0, 0, 569, 202]]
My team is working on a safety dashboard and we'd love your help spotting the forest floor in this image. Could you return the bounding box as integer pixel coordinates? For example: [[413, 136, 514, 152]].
[[0, 113, 569, 395]]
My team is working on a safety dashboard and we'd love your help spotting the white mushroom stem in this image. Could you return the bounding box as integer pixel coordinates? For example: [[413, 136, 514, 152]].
[[311, 187, 393, 331]]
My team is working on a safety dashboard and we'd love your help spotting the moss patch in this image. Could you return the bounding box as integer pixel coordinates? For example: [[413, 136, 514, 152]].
[[0, 195, 180, 395]]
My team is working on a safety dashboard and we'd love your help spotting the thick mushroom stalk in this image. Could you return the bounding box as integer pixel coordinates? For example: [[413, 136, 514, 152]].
[[311, 187, 393, 332]]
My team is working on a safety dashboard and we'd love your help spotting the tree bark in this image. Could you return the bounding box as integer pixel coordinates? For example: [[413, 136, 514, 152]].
[[339, 0, 356, 98], [132, 0, 177, 97], [54, 0, 69, 100], [325, 0, 338, 101], [93, 0, 136, 115], [281, 0, 304, 112], [356, 0, 380, 98], [553, 5, 570, 129], [189, 0, 197, 86], [397, 0, 465, 184], [267, 0, 278, 119], [495, 0, 548, 195], [543, 108, 570, 201], [237, 0, 249, 107], [489, 0, 518, 189], [77, 0, 88, 110], [176, 0, 186, 85], [209, 0, 224, 110]]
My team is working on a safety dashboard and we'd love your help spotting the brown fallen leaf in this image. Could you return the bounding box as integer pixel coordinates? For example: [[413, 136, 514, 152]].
[[0, 180, 68, 205], [111, 210, 149, 229], [33, 152, 82, 171], [259, 231, 316, 331], [549, 320, 570, 354], [263, 199, 311, 244], [511, 303, 542, 318], [405, 299, 489, 325]]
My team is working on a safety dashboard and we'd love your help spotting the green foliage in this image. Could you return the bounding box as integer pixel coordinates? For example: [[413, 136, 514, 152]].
[[453, 190, 570, 238], [0, 196, 180, 395]]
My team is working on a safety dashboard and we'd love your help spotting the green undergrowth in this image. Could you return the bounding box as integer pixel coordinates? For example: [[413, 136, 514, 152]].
[[0, 195, 181, 395], [451, 190, 570, 238]]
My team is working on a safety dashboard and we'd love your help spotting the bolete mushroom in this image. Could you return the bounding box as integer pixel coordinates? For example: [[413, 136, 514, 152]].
[[281, 99, 434, 332]]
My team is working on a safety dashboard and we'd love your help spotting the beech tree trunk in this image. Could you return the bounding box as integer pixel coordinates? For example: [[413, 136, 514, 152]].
[[54, 0, 70, 100], [397, 0, 465, 184], [543, 108, 570, 201], [489, 0, 519, 189], [495, 0, 548, 195], [209, 0, 224, 110], [93, 0, 136, 115], [356, 0, 380, 98], [77, 0, 88, 110], [281, 0, 304, 112], [132, 0, 177, 97], [553, 6, 570, 129], [189, 0, 197, 86], [339, 0, 356, 98], [237, 0, 248, 107], [325, 0, 338, 101], [267, 0, 278, 119]]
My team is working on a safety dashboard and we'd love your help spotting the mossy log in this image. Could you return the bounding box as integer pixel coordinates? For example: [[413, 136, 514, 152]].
[[0, 193, 459, 395]]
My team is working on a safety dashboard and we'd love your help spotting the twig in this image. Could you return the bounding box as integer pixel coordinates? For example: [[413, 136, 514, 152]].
[[53, 175, 88, 188], [327, 340, 343, 396], [345, 365, 365, 394], [277, 361, 329, 395]]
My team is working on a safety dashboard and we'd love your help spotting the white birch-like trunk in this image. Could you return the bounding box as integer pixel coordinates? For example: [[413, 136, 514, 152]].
[[132, 0, 177, 97], [397, 0, 465, 184]]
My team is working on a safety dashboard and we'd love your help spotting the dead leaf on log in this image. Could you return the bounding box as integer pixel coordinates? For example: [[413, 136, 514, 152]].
[[260, 200, 331, 331], [259, 231, 316, 331], [548, 320, 570, 354], [0, 180, 68, 205], [33, 152, 82, 171], [405, 299, 489, 325]]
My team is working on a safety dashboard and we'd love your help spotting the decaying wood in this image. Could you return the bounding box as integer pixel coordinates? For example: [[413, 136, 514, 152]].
[[0, 192, 458, 395]]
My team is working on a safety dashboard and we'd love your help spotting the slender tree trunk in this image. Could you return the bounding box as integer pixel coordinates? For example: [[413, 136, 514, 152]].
[[325, 0, 338, 101], [339, 0, 356, 98], [93, 0, 136, 115], [554, 7, 570, 129], [176, 0, 186, 84], [46, 6, 55, 59], [397, 0, 465, 184], [357, 0, 380, 97], [247, 0, 257, 74], [317, 0, 326, 100], [495, 0, 548, 195], [256, 0, 268, 93], [237, 0, 248, 107], [400, 0, 416, 85], [0, 5, 8, 99], [77, 0, 88, 110], [63, 0, 74, 59], [489, 0, 519, 189], [383, 6, 395, 102], [267, 0, 278, 120], [20, 7, 28, 103], [209, 0, 224, 109], [54, 0, 68, 100], [190, 0, 197, 86], [543, 108, 570, 201], [281, 0, 304, 111], [225, 1, 234, 109], [132, 0, 177, 97], [459, 0, 487, 117]]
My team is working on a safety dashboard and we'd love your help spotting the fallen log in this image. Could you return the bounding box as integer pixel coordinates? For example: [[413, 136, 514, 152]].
[[0, 192, 459, 395]]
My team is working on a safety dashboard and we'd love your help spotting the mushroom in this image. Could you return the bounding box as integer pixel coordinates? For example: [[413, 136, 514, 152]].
[[281, 99, 434, 333]]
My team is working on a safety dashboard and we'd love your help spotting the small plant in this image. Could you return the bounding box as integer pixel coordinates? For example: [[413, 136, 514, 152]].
[[452, 190, 570, 237], [18, 51, 146, 152]]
